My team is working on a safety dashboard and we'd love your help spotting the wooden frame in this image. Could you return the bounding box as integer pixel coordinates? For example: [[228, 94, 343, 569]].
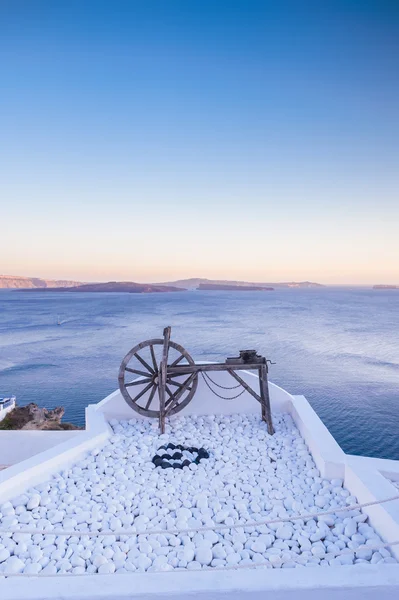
[[119, 326, 275, 435]]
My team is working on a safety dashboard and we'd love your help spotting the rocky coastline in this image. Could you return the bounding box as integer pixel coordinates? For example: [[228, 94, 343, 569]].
[[0, 403, 82, 431]]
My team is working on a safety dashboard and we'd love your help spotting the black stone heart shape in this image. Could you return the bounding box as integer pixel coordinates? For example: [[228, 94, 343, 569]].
[[152, 443, 209, 469]]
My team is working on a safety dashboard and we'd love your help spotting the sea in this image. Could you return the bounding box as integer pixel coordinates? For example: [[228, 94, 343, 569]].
[[0, 288, 398, 460]]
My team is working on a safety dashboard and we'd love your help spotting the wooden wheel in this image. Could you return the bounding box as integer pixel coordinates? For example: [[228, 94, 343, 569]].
[[118, 338, 198, 418]]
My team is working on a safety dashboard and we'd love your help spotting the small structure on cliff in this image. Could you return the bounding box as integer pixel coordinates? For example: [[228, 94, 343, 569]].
[[0, 396, 16, 423]]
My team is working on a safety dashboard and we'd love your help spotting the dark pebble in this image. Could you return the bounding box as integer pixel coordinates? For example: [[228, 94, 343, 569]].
[[153, 458, 163, 467], [176, 444, 184, 451], [182, 460, 191, 468], [152, 454, 161, 463], [158, 445, 168, 450], [172, 462, 183, 469], [161, 454, 171, 460], [198, 450, 209, 459], [172, 452, 182, 460], [167, 443, 176, 450], [189, 447, 198, 453], [161, 461, 172, 469]]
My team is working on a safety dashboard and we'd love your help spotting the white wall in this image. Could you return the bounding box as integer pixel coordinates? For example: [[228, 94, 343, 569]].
[[0, 407, 111, 502], [345, 454, 399, 561], [290, 395, 346, 480], [0, 430, 81, 466], [97, 371, 292, 421], [1, 564, 399, 600]]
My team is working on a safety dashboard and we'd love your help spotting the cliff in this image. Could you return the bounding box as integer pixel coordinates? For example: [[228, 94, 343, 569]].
[[0, 403, 82, 431], [24, 282, 186, 293], [0, 275, 82, 289], [160, 278, 324, 289]]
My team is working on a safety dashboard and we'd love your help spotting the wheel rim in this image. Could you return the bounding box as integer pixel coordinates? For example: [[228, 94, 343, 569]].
[[118, 338, 198, 418]]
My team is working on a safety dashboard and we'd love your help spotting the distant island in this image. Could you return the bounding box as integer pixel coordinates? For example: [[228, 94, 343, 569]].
[[373, 285, 398, 290], [197, 283, 274, 291], [159, 278, 324, 289], [23, 282, 185, 294], [2, 274, 324, 292]]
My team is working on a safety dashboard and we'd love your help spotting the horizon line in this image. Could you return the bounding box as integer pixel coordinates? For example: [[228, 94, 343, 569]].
[[0, 273, 398, 287]]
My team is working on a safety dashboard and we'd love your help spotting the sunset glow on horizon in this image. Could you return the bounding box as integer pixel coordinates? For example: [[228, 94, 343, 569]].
[[1, 2, 398, 286]]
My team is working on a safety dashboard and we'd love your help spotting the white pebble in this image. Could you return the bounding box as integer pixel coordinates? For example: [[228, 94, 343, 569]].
[[98, 562, 116, 574], [195, 547, 212, 565], [3, 556, 25, 574], [276, 525, 293, 540], [0, 549, 11, 563], [0, 413, 393, 576]]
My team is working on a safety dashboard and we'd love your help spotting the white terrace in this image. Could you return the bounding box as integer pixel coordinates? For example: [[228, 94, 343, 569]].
[[0, 370, 399, 600]]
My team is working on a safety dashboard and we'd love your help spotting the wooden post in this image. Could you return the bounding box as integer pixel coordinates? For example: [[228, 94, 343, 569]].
[[158, 326, 171, 433], [259, 363, 275, 435]]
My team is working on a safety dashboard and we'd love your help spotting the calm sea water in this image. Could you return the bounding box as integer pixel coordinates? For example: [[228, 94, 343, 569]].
[[0, 288, 398, 459]]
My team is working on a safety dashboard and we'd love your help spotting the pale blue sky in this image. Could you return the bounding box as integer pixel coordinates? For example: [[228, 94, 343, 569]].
[[1, 1, 398, 283]]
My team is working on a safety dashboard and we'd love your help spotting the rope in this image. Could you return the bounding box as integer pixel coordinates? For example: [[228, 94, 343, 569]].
[[1, 494, 398, 538], [202, 372, 241, 390], [1, 538, 399, 578], [200, 373, 247, 400]]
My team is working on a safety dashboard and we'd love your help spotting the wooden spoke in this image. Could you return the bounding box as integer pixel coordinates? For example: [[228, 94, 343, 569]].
[[130, 381, 154, 404], [169, 353, 187, 368], [125, 367, 151, 378], [144, 385, 157, 410], [150, 345, 158, 372], [125, 378, 152, 387], [135, 353, 155, 374], [166, 378, 193, 391]]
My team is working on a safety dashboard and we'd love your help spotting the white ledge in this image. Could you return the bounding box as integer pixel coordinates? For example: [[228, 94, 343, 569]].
[[1, 565, 399, 600]]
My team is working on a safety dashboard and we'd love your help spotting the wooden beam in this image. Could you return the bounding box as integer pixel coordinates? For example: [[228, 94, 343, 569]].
[[227, 370, 261, 403], [164, 373, 197, 416], [158, 326, 171, 433], [167, 362, 266, 375], [259, 363, 275, 435]]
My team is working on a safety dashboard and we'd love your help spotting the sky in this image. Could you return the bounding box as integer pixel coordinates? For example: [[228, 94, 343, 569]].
[[1, 1, 398, 284]]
